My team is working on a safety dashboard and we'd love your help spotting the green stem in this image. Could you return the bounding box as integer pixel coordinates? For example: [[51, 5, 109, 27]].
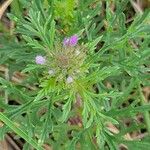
[[139, 85, 150, 135]]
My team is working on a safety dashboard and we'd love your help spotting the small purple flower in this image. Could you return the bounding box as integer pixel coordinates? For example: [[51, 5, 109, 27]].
[[35, 55, 46, 65], [69, 35, 78, 46], [66, 76, 74, 84], [63, 38, 70, 46], [63, 35, 78, 47]]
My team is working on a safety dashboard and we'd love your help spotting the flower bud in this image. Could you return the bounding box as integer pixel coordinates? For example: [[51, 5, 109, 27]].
[[66, 76, 73, 84], [48, 69, 55, 75], [35, 55, 46, 65]]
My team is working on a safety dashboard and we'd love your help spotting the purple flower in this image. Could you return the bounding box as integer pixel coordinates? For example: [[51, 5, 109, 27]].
[[66, 76, 73, 84], [63, 35, 78, 47], [35, 55, 46, 65], [63, 38, 70, 46], [69, 35, 78, 46]]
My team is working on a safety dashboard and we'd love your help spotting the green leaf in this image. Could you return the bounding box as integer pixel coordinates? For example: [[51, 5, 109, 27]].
[[38, 100, 53, 146], [60, 92, 75, 122], [112, 77, 138, 107], [106, 104, 150, 117], [0, 112, 43, 150], [86, 36, 103, 54], [120, 140, 150, 150], [49, 20, 55, 49]]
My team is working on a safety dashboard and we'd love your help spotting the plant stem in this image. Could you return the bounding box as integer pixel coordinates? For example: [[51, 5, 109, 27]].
[[139, 85, 150, 135], [5, 68, 9, 104], [0, 0, 13, 19]]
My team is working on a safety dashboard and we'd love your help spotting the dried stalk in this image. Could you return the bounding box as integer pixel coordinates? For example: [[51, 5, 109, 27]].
[[0, 0, 13, 20]]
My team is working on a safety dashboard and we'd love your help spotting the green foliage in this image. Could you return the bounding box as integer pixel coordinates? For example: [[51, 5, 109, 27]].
[[0, 0, 150, 150]]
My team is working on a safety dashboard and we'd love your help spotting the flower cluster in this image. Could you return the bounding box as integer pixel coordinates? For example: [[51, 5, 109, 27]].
[[63, 35, 78, 47], [35, 35, 86, 84]]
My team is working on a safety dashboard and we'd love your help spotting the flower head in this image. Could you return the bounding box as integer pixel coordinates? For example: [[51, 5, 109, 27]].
[[69, 35, 78, 46], [35, 55, 46, 65], [66, 76, 74, 84], [63, 35, 78, 47], [63, 38, 70, 46]]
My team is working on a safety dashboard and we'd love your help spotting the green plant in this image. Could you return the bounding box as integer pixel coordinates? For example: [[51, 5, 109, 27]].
[[0, 0, 150, 150]]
